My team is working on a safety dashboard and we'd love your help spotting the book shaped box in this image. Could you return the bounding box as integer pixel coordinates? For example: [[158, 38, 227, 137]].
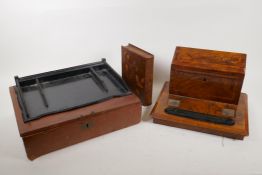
[[122, 44, 154, 106]]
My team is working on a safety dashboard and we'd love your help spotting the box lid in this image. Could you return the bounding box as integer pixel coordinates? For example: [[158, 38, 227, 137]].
[[172, 46, 246, 75]]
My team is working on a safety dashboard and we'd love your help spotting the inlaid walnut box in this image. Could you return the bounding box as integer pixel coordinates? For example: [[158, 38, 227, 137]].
[[151, 47, 249, 140], [169, 46, 246, 105]]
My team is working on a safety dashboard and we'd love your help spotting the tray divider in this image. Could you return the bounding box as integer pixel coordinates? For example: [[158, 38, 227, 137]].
[[90, 67, 108, 92], [103, 69, 126, 92], [36, 78, 49, 108]]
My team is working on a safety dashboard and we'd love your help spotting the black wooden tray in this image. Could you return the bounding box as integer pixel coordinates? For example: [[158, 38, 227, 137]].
[[15, 59, 131, 122]]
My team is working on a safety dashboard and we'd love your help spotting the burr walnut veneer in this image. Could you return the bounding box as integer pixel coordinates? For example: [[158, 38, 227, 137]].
[[152, 46, 248, 139], [170, 46, 246, 104], [168, 47, 247, 121], [151, 82, 249, 140]]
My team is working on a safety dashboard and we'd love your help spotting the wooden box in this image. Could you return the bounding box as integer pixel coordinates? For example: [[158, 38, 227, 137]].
[[169, 46, 246, 104], [151, 47, 249, 139], [10, 87, 141, 160], [122, 44, 154, 106]]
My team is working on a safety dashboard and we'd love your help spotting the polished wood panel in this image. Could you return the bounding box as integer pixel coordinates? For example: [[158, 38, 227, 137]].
[[168, 94, 237, 119], [169, 46, 246, 104]]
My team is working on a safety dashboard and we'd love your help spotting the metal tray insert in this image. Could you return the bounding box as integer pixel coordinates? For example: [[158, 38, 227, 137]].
[[15, 59, 131, 122]]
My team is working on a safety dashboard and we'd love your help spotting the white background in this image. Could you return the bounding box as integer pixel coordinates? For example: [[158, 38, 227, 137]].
[[0, 0, 262, 174]]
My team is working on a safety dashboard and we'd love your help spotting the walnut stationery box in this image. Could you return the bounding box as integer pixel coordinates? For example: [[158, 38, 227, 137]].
[[151, 47, 249, 140], [169, 46, 246, 105], [9, 59, 141, 160]]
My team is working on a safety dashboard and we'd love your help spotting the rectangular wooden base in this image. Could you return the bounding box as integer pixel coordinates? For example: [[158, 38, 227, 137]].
[[151, 82, 249, 140], [10, 86, 141, 160]]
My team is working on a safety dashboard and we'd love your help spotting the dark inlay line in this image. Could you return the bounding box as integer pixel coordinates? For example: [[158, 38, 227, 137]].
[[36, 78, 49, 108], [90, 67, 108, 92], [165, 107, 235, 126]]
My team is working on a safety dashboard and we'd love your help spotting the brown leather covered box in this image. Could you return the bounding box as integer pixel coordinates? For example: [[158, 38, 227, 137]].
[[10, 87, 141, 160], [169, 46, 246, 104]]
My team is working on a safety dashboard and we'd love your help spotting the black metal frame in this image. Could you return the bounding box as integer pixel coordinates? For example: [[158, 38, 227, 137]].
[[15, 59, 131, 122]]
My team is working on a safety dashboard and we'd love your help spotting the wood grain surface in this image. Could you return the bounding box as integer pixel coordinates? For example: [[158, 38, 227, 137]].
[[122, 43, 154, 106], [151, 82, 249, 140], [169, 46, 246, 104], [10, 86, 141, 160]]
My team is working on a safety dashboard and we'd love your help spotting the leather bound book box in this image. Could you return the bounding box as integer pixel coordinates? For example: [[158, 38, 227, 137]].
[[9, 59, 141, 160], [122, 44, 154, 106]]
